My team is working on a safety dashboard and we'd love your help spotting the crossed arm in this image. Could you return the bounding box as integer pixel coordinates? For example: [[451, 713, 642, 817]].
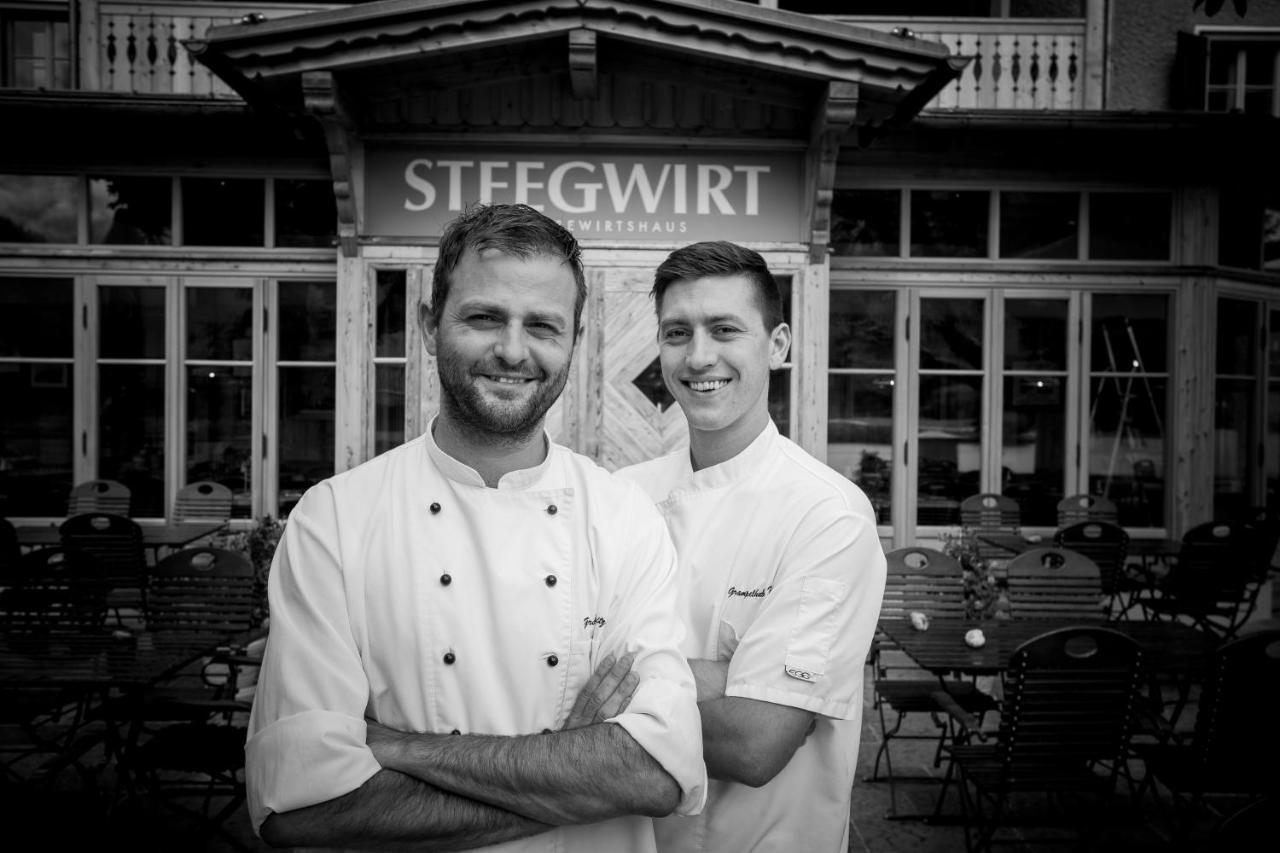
[[687, 659, 816, 788], [260, 654, 674, 850]]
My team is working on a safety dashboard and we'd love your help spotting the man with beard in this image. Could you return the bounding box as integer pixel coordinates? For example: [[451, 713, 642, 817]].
[[245, 204, 706, 852], [618, 241, 885, 852]]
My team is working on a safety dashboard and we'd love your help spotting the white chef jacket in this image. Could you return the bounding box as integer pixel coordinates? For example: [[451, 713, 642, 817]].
[[246, 424, 706, 852], [619, 420, 886, 853]]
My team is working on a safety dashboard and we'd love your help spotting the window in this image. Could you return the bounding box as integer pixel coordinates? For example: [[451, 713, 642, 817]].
[[374, 270, 408, 456], [1, 4, 70, 89], [276, 281, 336, 516], [1000, 192, 1078, 259], [90, 177, 172, 245], [1214, 298, 1258, 519], [276, 179, 338, 249], [1088, 192, 1172, 260], [183, 178, 265, 247], [0, 276, 74, 517], [769, 275, 795, 438], [0, 173, 78, 242], [1179, 30, 1280, 117]]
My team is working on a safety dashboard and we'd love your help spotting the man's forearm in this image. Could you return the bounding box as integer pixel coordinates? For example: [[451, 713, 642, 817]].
[[687, 658, 729, 703], [259, 768, 550, 852], [374, 722, 680, 825]]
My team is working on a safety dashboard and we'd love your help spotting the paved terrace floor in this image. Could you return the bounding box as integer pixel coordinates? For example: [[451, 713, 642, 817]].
[[7, 617, 1276, 852]]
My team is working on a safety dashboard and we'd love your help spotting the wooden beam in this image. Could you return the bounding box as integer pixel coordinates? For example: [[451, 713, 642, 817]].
[[568, 28, 597, 100], [805, 81, 858, 264], [302, 70, 360, 257]]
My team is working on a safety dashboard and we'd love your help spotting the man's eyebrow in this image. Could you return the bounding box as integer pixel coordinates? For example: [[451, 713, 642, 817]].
[[661, 312, 749, 327]]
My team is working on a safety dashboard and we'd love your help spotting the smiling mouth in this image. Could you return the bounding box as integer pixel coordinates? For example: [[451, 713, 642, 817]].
[[685, 379, 729, 393]]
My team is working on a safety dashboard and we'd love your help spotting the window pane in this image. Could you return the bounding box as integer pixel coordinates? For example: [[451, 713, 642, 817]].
[[769, 369, 791, 438], [828, 374, 893, 524], [186, 366, 253, 518], [187, 288, 253, 361], [376, 270, 407, 359], [911, 190, 988, 258], [182, 178, 264, 247], [1091, 294, 1168, 373], [830, 290, 894, 369], [918, 375, 982, 526], [921, 299, 983, 371], [0, 174, 77, 243], [1217, 298, 1257, 375], [1245, 42, 1278, 85], [278, 281, 336, 361], [1089, 376, 1167, 528], [276, 179, 337, 248], [0, 363, 74, 517], [0, 277, 72, 357], [831, 189, 900, 257], [376, 364, 406, 455], [1265, 204, 1280, 270], [999, 192, 1078, 259], [1088, 193, 1171, 260], [278, 367, 334, 517], [99, 365, 166, 518], [1005, 299, 1067, 371], [10, 19, 70, 89], [1215, 378, 1256, 519], [1002, 376, 1065, 526], [89, 177, 172, 245], [100, 286, 165, 360]]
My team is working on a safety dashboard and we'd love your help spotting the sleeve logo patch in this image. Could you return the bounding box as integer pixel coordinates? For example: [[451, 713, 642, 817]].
[[785, 666, 818, 683]]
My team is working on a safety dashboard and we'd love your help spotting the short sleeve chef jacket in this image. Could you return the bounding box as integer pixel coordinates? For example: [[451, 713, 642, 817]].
[[246, 425, 706, 852], [619, 420, 886, 853]]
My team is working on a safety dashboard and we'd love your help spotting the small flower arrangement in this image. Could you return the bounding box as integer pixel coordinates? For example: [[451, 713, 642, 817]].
[[939, 531, 1011, 620]]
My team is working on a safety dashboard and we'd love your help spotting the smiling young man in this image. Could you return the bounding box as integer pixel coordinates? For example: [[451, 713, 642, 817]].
[[245, 204, 705, 852], [618, 241, 887, 852]]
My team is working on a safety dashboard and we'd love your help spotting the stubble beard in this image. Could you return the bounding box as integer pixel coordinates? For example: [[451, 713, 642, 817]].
[[436, 348, 570, 447]]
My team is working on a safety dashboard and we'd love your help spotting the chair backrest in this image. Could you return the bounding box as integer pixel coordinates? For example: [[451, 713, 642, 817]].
[[1053, 521, 1129, 597], [1056, 494, 1119, 527], [959, 493, 1021, 531], [67, 479, 131, 517], [1, 546, 108, 636], [146, 547, 258, 639], [997, 626, 1143, 768], [1172, 521, 1263, 602], [58, 512, 147, 588], [1191, 629, 1280, 787], [1004, 546, 1106, 620], [172, 480, 233, 523], [880, 547, 968, 621]]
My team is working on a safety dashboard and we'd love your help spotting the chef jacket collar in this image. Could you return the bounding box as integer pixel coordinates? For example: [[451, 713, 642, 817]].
[[423, 416, 556, 490], [682, 419, 778, 492]]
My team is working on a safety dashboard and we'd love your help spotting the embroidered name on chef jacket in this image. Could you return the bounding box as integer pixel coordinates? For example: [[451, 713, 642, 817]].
[[727, 585, 772, 599]]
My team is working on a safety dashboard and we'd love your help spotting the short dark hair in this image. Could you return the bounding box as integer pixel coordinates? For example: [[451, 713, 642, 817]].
[[652, 241, 783, 331], [431, 203, 586, 331]]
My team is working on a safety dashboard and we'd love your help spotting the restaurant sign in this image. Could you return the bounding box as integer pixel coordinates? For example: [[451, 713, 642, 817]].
[[365, 147, 803, 242]]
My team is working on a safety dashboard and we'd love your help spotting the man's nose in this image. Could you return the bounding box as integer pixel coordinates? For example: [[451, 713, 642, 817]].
[[493, 322, 529, 365], [686, 329, 716, 370]]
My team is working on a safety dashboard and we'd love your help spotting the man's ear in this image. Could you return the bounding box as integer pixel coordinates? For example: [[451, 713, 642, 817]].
[[769, 322, 792, 370], [419, 302, 438, 357]]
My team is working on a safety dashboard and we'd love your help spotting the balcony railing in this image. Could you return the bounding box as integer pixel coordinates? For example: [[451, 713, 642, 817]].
[[85, 2, 338, 97], [838, 17, 1092, 111], [76, 5, 1091, 111]]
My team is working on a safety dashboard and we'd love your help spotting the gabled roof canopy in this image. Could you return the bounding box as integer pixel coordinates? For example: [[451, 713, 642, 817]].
[[189, 0, 963, 132]]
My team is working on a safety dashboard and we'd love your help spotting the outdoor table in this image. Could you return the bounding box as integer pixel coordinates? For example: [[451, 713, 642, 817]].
[[14, 521, 228, 555]]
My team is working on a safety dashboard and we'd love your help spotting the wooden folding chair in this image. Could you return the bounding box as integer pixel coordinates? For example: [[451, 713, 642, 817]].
[[960, 494, 1023, 564], [67, 479, 131, 517], [59, 513, 148, 627], [1004, 546, 1107, 621], [1056, 493, 1119, 527], [1053, 521, 1137, 619]]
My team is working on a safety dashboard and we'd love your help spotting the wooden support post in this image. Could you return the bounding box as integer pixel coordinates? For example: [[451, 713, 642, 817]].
[[805, 81, 858, 265]]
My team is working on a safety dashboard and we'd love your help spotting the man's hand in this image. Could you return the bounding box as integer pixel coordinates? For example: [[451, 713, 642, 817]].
[[563, 653, 638, 729]]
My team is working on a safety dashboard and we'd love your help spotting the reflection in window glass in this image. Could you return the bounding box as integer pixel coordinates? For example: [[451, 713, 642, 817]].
[[376, 270, 407, 359], [911, 190, 989, 258], [829, 290, 894, 369], [182, 178, 264, 246], [0, 363, 74, 516], [1089, 294, 1168, 527], [1002, 300, 1068, 525], [187, 288, 253, 361], [1269, 309, 1280, 509], [0, 277, 73, 357], [1265, 203, 1280, 270], [1000, 192, 1078, 259], [278, 367, 334, 516], [187, 366, 253, 518], [278, 281, 336, 362], [276, 179, 338, 248], [90, 177, 172, 245], [921, 299, 983, 370], [99, 365, 166, 518], [918, 375, 983, 526], [1214, 299, 1258, 519], [0, 174, 77, 243], [831, 190, 900, 257], [768, 369, 791, 439], [100, 286, 165, 360], [376, 364, 406, 455], [828, 374, 893, 524], [1088, 192, 1171, 260], [1005, 299, 1067, 371]]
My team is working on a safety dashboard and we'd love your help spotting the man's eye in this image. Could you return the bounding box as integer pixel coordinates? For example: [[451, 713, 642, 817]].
[[713, 326, 741, 336], [662, 329, 689, 342]]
